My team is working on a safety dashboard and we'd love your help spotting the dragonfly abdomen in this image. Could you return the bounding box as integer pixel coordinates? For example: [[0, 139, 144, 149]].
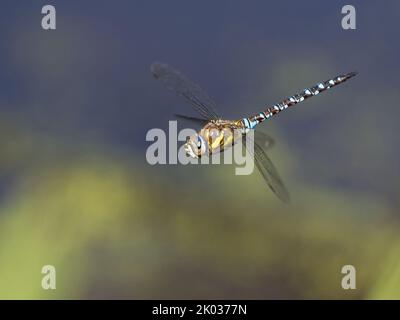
[[241, 71, 357, 129]]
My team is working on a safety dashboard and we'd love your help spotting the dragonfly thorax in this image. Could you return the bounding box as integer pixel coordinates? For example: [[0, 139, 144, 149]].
[[184, 120, 244, 158]]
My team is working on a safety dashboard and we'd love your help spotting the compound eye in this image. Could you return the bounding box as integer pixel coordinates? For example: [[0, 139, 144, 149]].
[[197, 136, 202, 149]]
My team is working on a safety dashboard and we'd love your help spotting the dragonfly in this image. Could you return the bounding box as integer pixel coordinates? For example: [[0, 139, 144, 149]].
[[151, 62, 357, 202]]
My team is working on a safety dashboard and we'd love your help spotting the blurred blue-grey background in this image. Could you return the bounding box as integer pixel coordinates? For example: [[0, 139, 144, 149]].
[[0, 0, 399, 299]]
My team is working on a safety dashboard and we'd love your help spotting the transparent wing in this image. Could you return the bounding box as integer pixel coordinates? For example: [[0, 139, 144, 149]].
[[173, 114, 209, 127], [254, 130, 275, 150], [243, 133, 290, 203], [151, 62, 220, 120]]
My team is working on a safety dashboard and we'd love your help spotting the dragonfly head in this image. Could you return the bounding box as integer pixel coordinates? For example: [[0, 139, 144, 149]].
[[184, 134, 207, 158]]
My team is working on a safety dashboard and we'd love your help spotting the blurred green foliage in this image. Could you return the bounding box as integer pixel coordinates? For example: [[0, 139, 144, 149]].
[[0, 116, 399, 299]]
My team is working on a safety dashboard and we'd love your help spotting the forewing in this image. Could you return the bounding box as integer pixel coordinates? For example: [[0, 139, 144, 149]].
[[151, 62, 220, 120], [173, 113, 209, 127]]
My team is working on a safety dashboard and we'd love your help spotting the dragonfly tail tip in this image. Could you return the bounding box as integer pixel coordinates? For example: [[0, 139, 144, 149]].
[[348, 71, 358, 78]]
